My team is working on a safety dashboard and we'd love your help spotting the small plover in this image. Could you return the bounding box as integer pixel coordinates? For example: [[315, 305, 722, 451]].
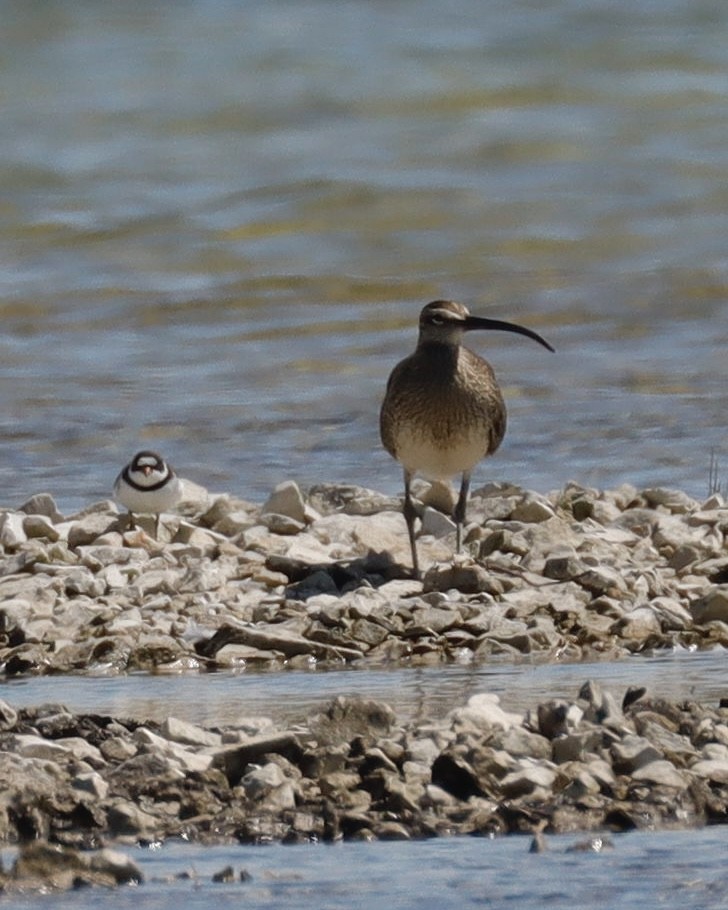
[[114, 450, 183, 535]]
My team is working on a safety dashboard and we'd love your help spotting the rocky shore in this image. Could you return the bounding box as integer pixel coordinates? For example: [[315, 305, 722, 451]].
[[2, 680, 728, 887], [1, 478, 728, 889], [1, 478, 728, 676]]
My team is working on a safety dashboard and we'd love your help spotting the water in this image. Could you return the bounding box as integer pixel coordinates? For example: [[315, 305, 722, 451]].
[[3, 830, 728, 909], [2, 0, 728, 510], [3, 648, 727, 729], [3, 1, 728, 904]]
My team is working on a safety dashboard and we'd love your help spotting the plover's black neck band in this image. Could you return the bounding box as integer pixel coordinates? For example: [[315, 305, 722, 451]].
[[122, 466, 172, 493]]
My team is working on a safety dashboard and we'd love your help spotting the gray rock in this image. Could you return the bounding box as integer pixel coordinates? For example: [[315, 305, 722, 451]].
[[610, 735, 663, 774], [67, 513, 118, 548], [23, 515, 60, 541], [690, 758, 728, 783], [500, 762, 557, 797], [19, 493, 65, 523], [261, 512, 306, 535], [451, 694, 522, 732], [240, 762, 297, 810], [72, 770, 109, 800], [690, 589, 728, 625], [510, 496, 556, 523], [106, 800, 160, 838], [631, 759, 687, 788], [160, 716, 222, 748], [610, 606, 662, 642]]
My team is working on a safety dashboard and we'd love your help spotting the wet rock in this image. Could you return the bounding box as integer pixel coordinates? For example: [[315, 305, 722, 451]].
[[10, 841, 141, 891], [0, 680, 725, 846], [690, 589, 728, 625], [212, 732, 304, 786]]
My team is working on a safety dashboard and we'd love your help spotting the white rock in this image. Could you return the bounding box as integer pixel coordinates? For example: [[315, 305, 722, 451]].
[[177, 478, 211, 511], [57, 737, 105, 766], [160, 716, 222, 748], [0, 512, 27, 547], [133, 727, 212, 773], [12, 734, 71, 761], [420, 507, 456, 539], [510, 497, 556, 523], [451, 693, 523, 732], [262, 481, 307, 524]]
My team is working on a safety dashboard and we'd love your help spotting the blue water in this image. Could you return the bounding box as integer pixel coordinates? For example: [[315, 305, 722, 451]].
[[2, 647, 726, 729], [2, 0, 728, 509], [4, 830, 728, 909]]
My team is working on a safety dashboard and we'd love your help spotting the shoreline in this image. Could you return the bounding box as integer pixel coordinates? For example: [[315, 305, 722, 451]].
[[0, 478, 727, 677]]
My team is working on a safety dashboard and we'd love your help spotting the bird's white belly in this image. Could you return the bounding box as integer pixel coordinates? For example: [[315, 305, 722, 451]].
[[115, 478, 183, 514], [394, 427, 487, 480]]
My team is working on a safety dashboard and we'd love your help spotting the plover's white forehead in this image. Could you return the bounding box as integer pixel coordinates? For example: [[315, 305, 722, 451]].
[[131, 451, 165, 470]]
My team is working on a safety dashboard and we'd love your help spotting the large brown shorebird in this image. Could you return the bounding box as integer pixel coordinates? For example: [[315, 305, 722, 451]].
[[380, 300, 554, 578]]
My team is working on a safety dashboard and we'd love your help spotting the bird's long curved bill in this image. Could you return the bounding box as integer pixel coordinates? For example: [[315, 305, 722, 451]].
[[463, 316, 555, 352]]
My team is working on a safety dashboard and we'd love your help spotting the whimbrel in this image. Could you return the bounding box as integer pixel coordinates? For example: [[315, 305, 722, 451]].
[[380, 300, 554, 578]]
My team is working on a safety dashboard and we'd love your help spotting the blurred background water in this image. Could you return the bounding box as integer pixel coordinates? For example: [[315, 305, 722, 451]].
[[2, 0, 728, 512]]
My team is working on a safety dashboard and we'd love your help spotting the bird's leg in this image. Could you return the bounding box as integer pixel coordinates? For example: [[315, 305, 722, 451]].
[[403, 469, 420, 579], [127, 511, 137, 532], [454, 471, 471, 553]]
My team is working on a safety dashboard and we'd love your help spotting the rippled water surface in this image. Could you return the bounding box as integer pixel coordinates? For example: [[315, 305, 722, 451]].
[[2, 0, 728, 510], [3, 2, 728, 904], [3, 648, 727, 728], [3, 830, 728, 910]]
